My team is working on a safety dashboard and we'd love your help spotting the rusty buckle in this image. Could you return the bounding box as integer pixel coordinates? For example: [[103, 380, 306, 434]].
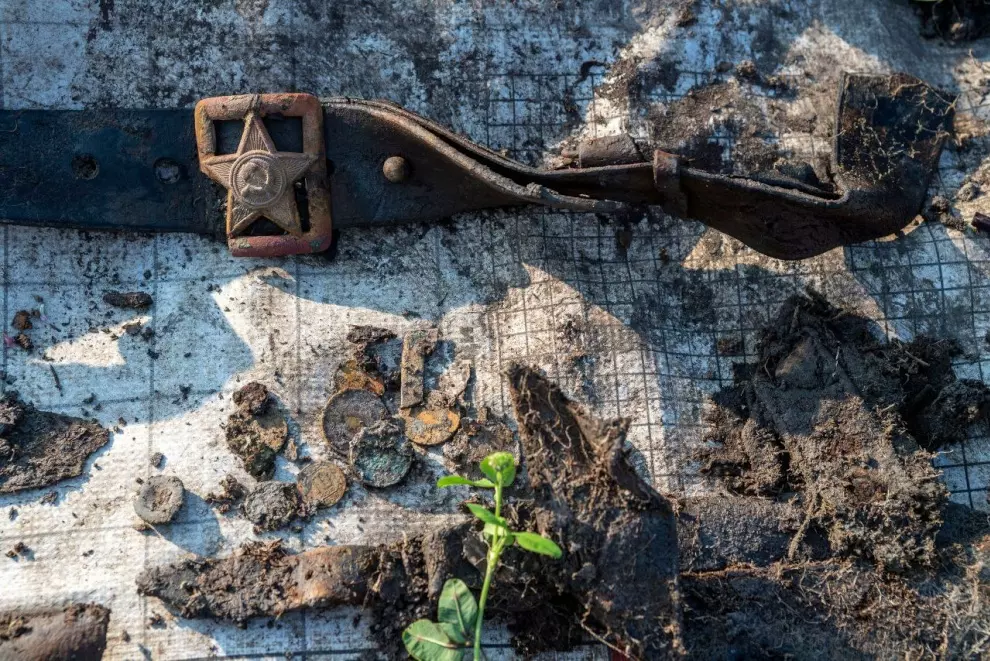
[[194, 93, 332, 257]]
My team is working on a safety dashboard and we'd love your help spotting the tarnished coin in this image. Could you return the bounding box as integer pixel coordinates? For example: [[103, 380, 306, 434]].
[[403, 408, 460, 446], [321, 389, 388, 457], [296, 461, 347, 509], [134, 475, 185, 524], [349, 419, 414, 488]]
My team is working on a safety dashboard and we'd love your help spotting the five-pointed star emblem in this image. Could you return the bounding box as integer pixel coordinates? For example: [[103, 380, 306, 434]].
[[200, 112, 316, 237]]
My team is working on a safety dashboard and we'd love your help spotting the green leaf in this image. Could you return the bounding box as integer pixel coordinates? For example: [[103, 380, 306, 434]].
[[480, 452, 516, 487], [402, 620, 464, 661], [513, 532, 563, 559], [438, 622, 467, 646], [465, 503, 505, 527], [437, 579, 477, 644], [437, 475, 496, 489]]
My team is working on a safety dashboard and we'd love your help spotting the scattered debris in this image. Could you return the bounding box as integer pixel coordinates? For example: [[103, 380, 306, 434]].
[[11, 311, 32, 332], [0, 604, 110, 660], [296, 461, 347, 510], [0, 393, 111, 494], [224, 382, 288, 480], [241, 481, 300, 532], [149, 452, 165, 469], [5, 541, 29, 560], [102, 291, 153, 309], [133, 475, 185, 525], [138, 367, 682, 658], [699, 292, 989, 571], [13, 333, 32, 352], [204, 474, 246, 514], [321, 388, 388, 457], [349, 419, 414, 488], [926, 194, 967, 231], [39, 491, 57, 505]]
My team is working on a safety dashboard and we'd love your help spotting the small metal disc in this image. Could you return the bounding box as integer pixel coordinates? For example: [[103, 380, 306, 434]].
[[321, 389, 388, 456], [349, 419, 414, 488], [296, 461, 347, 509], [404, 408, 460, 446], [134, 475, 185, 524]]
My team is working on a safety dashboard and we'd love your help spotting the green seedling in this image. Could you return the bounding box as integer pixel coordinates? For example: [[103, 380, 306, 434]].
[[402, 451, 563, 660]]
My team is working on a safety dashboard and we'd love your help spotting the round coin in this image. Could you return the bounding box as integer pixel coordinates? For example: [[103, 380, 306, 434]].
[[321, 389, 389, 457], [134, 475, 185, 524], [296, 461, 347, 509], [349, 419, 414, 488]]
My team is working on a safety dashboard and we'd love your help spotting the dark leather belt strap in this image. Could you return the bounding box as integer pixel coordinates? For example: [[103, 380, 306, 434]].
[[0, 74, 954, 260]]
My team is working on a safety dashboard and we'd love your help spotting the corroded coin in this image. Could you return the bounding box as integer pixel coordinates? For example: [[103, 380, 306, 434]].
[[349, 419, 414, 488], [296, 461, 347, 509], [321, 389, 388, 457]]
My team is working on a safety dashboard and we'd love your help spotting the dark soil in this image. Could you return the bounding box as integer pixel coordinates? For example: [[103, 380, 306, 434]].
[[137, 367, 683, 659], [204, 473, 246, 514], [0, 604, 110, 661], [0, 393, 110, 494], [225, 382, 288, 480], [240, 481, 300, 532], [699, 292, 987, 572], [913, 0, 990, 41], [443, 410, 517, 481], [102, 290, 153, 309], [133, 475, 184, 524]]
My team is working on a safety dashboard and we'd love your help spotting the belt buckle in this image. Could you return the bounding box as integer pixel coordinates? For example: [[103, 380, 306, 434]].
[[194, 93, 331, 257]]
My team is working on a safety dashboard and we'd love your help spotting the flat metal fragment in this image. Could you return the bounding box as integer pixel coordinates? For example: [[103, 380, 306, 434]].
[[399, 328, 438, 410], [402, 408, 460, 447]]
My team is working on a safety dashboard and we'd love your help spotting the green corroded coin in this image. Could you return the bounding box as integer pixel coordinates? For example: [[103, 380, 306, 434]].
[[349, 419, 414, 488]]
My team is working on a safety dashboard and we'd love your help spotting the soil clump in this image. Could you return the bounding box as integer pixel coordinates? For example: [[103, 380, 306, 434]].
[[224, 382, 288, 480]]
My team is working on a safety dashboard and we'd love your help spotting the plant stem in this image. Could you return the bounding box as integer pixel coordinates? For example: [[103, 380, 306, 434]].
[[474, 536, 504, 660], [474, 480, 505, 661]]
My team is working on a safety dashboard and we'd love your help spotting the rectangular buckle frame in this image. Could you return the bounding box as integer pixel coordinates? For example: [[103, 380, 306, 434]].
[[194, 93, 331, 257]]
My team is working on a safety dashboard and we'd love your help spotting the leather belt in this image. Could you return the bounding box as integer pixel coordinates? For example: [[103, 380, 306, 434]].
[[0, 73, 953, 260]]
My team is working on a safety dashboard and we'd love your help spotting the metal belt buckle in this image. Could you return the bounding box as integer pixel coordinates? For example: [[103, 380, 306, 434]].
[[194, 93, 331, 257]]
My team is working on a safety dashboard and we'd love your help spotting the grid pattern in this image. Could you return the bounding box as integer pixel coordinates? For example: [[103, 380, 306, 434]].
[[0, 1, 989, 659]]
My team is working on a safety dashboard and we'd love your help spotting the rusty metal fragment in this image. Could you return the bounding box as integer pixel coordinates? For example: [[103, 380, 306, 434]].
[[398, 329, 464, 447]]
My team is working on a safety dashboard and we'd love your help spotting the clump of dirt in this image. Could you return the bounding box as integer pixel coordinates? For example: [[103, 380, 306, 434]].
[[204, 474, 246, 514], [0, 604, 110, 660], [11, 311, 32, 332], [699, 292, 988, 571], [913, 0, 990, 41], [650, 80, 787, 176], [138, 367, 683, 659], [224, 382, 288, 480], [443, 409, 517, 481], [0, 393, 110, 494], [102, 291, 153, 309], [134, 475, 185, 525], [240, 481, 299, 532]]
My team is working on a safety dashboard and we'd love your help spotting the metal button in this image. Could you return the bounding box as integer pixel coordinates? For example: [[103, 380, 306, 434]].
[[382, 156, 410, 183]]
